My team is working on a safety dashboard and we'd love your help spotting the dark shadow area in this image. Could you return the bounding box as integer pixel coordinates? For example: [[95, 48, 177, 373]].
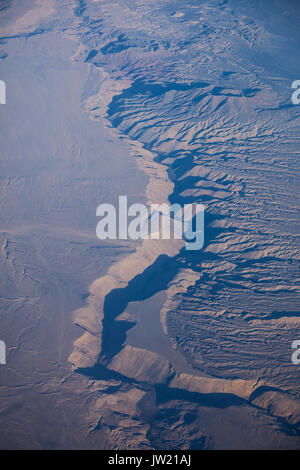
[[100, 254, 180, 360], [249, 385, 287, 402], [77, 363, 134, 384], [156, 384, 246, 408]]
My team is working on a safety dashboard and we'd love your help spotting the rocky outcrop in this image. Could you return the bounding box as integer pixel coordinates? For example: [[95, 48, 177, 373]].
[[251, 390, 300, 428], [169, 372, 258, 401], [107, 345, 174, 384]]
